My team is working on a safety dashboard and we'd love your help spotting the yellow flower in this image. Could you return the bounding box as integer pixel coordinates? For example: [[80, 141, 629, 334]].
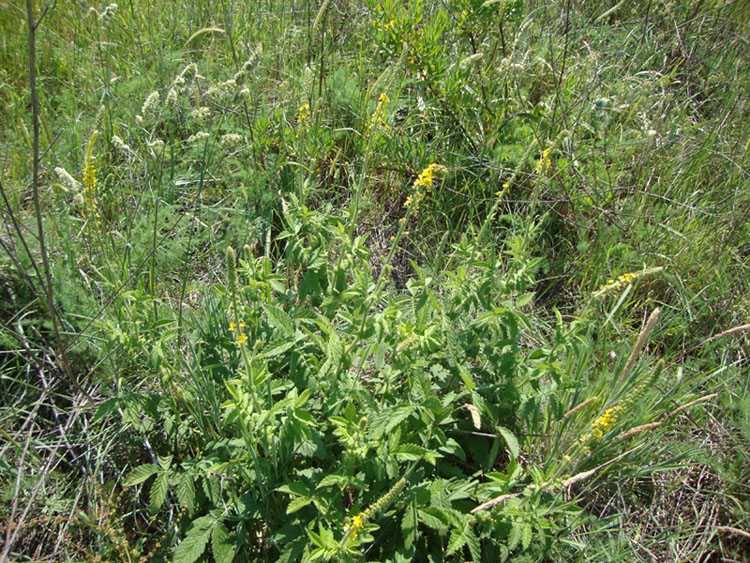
[[229, 322, 236, 331], [237, 333, 248, 344], [83, 160, 97, 190], [370, 92, 391, 131], [535, 147, 552, 174], [344, 514, 365, 542], [297, 103, 311, 130], [589, 406, 622, 440]]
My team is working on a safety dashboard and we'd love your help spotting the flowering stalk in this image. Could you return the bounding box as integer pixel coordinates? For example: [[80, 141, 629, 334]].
[[340, 476, 408, 547]]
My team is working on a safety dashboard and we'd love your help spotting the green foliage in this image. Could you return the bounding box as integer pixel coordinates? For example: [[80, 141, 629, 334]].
[[1, 0, 748, 561]]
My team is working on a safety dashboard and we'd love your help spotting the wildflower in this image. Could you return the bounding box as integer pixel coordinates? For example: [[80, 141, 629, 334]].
[[55, 167, 81, 192], [297, 103, 311, 129], [189, 106, 210, 123], [589, 405, 622, 440], [165, 87, 178, 106], [535, 147, 552, 174], [141, 91, 160, 116], [343, 514, 365, 542], [404, 163, 447, 217], [237, 333, 248, 344], [496, 182, 510, 197], [369, 93, 390, 132], [83, 160, 97, 190], [342, 477, 407, 545], [220, 133, 244, 148], [98, 3, 118, 23], [111, 135, 131, 153], [82, 158, 98, 218], [186, 132, 209, 145], [148, 139, 165, 153], [592, 271, 639, 298]]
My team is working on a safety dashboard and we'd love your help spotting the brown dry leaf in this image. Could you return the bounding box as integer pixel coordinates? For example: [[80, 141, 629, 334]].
[[465, 404, 481, 430]]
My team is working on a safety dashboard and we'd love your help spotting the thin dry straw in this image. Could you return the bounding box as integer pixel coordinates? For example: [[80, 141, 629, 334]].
[[471, 445, 644, 513], [619, 307, 661, 385], [563, 396, 597, 419]]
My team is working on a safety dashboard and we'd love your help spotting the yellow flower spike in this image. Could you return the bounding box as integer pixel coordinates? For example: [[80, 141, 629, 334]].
[[535, 147, 552, 174], [297, 103, 311, 130], [370, 92, 391, 132]]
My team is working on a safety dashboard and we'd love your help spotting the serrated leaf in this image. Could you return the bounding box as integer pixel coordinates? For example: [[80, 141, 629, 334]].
[[277, 537, 306, 563], [392, 443, 427, 460], [497, 425, 520, 460], [508, 522, 522, 551], [457, 364, 474, 390], [158, 455, 173, 471], [93, 397, 119, 422], [446, 527, 467, 556], [177, 473, 195, 513], [417, 506, 450, 531], [287, 496, 313, 514], [522, 523, 532, 550], [276, 482, 311, 497], [327, 330, 343, 367], [370, 405, 412, 439], [402, 501, 417, 549], [316, 474, 349, 489], [212, 521, 236, 563], [125, 464, 159, 487], [150, 471, 169, 514], [465, 525, 481, 561], [173, 515, 213, 563], [263, 303, 294, 337]]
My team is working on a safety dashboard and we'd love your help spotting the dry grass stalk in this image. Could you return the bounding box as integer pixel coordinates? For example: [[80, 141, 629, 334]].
[[615, 422, 662, 441], [563, 396, 597, 419], [666, 393, 718, 418], [619, 308, 661, 385]]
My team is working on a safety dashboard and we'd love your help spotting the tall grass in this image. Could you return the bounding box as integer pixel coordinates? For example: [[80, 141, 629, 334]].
[[1, 0, 748, 560]]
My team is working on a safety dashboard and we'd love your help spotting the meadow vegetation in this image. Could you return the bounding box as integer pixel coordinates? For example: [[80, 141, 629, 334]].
[[1, 0, 749, 561]]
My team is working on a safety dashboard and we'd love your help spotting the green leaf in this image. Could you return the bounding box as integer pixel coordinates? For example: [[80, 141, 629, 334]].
[[392, 443, 427, 460], [158, 455, 173, 471], [327, 329, 343, 367], [508, 522, 522, 551], [316, 474, 349, 489], [417, 506, 450, 531], [465, 526, 481, 561], [522, 523, 533, 550], [264, 303, 294, 337], [93, 398, 119, 422], [177, 473, 195, 513], [497, 426, 520, 460], [446, 527, 467, 556], [125, 464, 159, 487], [212, 521, 237, 563], [150, 471, 169, 514], [287, 496, 314, 514], [276, 482, 311, 497], [457, 364, 475, 390], [402, 501, 417, 549], [173, 514, 213, 563]]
